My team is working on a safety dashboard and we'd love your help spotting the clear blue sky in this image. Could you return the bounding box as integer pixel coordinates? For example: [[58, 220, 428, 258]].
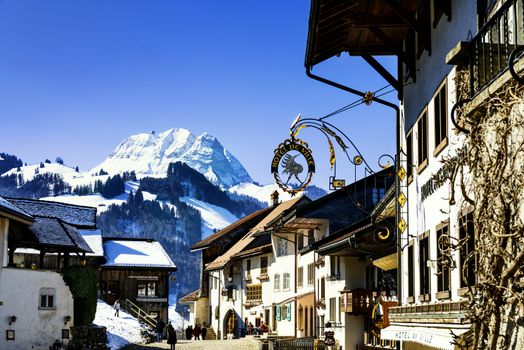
[[0, 0, 397, 189]]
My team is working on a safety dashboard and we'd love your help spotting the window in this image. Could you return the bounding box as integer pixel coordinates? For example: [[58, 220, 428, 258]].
[[283, 273, 290, 291], [372, 187, 386, 204], [338, 297, 343, 323], [320, 277, 325, 299], [137, 281, 157, 297], [408, 244, 414, 298], [246, 284, 262, 302], [419, 234, 430, 297], [278, 238, 288, 256], [260, 256, 268, 274], [417, 111, 428, 169], [297, 234, 304, 250], [39, 288, 56, 309], [434, 82, 448, 152], [407, 131, 413, 179], [330, 256, 340, 278], [460, 213, 476, 288], [319, 315, 325, 335], [307, 229, 314, 245], [246, 259, 251, 275], [307, 263, 314, 286], [297, 267, 303, 287], [274, 274, 280, 291], [437, 224, 450, 293], [329, 298, 336, 322]]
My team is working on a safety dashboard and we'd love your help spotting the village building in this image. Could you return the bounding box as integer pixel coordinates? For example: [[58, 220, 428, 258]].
[[304, 1, 524, 349], [182, 205, 273, 337], [0, 197, 95, 350], [99, 237, 177, 324], [264, 169, 395, 350], [205, 195, 308, 339]]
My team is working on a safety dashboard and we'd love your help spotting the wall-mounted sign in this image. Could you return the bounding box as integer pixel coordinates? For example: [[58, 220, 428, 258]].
[[271, 138, 315, 195], [324, 331, 335, 346]]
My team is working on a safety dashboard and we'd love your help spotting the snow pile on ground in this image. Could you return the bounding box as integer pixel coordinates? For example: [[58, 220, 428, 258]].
[[94, 299, 145, 349], [94, 299, 187, 349]]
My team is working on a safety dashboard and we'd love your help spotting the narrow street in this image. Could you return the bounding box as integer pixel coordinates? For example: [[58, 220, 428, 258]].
[[128, 338, 260, 350]]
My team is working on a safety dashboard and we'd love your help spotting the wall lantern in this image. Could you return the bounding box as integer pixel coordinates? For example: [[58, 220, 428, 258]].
[[79, 259, 87, 266], [64, 315, 72, 325], [5, 330, 14, 341], [8, 315, 16, 325]]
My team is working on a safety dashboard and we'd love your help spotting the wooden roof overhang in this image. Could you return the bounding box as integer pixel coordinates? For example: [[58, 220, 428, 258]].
[[282, 217, 327, 230], [306, 0, 431, 86]]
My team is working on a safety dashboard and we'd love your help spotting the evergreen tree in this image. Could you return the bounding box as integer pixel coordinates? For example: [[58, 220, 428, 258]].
[[55, 157, 64, 164]]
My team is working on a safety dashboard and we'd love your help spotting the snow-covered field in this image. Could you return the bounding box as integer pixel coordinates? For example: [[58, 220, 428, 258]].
[[94, 299, 187, 349], [229, 182, 293, 205], [180, 197, 238, 238]]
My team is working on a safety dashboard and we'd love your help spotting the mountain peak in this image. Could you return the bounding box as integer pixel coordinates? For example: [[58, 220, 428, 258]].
[[90, 128, 253, 188]]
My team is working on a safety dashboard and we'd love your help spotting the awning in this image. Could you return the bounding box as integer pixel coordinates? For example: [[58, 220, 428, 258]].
[[372, 253, 397, 271], [381, 324, 470, 350], [274, 292, 314, 306]]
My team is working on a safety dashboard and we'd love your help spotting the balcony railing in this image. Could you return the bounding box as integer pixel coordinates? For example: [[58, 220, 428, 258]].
[[470, 0, 524, 96]]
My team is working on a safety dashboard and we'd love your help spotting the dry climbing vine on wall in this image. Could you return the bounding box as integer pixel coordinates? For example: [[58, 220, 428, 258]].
[[440, 68, 524, 349]]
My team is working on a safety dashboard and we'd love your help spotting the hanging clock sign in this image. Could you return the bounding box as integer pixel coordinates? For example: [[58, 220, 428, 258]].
[[271, 138, 315, 195]]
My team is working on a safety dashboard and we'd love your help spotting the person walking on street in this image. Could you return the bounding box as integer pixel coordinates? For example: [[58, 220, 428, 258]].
[[167, 322, 177, 350], [185, 325, 193, 340], [201, 322, 207, 340], [113, 299, 120, 317], [193, 323, 201, 340], [156, 317, 166, 342]]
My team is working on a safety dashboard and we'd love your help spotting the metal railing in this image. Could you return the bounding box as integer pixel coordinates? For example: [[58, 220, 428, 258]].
[[470, 0, 524, 96], [121, 299, 157, 329]]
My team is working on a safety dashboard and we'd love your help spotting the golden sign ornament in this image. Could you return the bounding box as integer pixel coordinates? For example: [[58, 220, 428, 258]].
[[271, 138, 315, 195]]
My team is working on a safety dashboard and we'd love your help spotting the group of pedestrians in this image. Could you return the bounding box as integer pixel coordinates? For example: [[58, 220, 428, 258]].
[[156, 317, 177, 349], [185, 322, 207, 340]]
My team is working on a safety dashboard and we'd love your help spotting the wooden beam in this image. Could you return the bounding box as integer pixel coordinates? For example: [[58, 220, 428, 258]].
[[386, 0, 431, 54], [362, 54, 400, 92]]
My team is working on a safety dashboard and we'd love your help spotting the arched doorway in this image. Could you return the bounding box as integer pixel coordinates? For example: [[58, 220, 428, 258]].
[[223, 309, 237, 338]]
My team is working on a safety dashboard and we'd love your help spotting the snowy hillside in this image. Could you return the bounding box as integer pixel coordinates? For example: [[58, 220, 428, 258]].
[[180, 197, 238, 238], [90, 128, 253, 188], [229, 182, 294, 205]]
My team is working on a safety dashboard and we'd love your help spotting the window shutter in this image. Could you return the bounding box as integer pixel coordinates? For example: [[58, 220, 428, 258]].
[[276, 305, 281, 321], [287, 304, 292, 321]]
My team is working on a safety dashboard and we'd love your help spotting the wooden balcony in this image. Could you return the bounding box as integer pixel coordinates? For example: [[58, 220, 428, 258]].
[[388, 301, 467, 324]]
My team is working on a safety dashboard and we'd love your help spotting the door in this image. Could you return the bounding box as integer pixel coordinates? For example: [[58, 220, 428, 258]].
[[225, 311, 237, 336], [106, 281, 119, 305]]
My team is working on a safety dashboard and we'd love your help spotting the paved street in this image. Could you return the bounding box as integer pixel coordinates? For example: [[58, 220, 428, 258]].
[[128, 338, 260, 350]]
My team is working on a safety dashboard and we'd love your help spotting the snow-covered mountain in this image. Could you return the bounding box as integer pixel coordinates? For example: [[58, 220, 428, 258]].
[[90, 128, 253, 189]]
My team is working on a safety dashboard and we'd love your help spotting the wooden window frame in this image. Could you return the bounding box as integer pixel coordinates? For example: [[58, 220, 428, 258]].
[[436, 222, 451, 299], [406, 130, 414, 184], [417, 109, 429, 174], [418, 231, 431, 301], [407, 240, 415, 303], [297, 266, 303, 288], [433, 79, 449, 157]]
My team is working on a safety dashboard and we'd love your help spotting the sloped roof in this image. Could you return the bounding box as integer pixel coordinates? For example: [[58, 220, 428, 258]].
[[103, 238, 176, 270], [0, 196, 32, 221], [29, 217, 93, 253], [6, 197, 96, 228], [79, 229, 104, 257], [206, 196, 307, 271], [179, 289, 200, 304], [191, 206, 273, 251], [231, 233, 272, 260]]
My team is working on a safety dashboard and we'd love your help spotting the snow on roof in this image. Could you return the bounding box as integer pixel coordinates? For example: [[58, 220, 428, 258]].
[[103, 239, 176, 270], [29, 217, 93, 253], [79, 229, 104, 257], [0, 196, 33, 221], [6, 197, 97, 228]]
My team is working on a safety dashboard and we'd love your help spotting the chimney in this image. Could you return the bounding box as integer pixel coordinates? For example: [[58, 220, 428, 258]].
[[270, 190, 279, 207]]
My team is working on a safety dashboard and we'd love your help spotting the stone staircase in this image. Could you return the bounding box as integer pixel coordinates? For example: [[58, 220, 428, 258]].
[[204, 327, 216, 340]]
